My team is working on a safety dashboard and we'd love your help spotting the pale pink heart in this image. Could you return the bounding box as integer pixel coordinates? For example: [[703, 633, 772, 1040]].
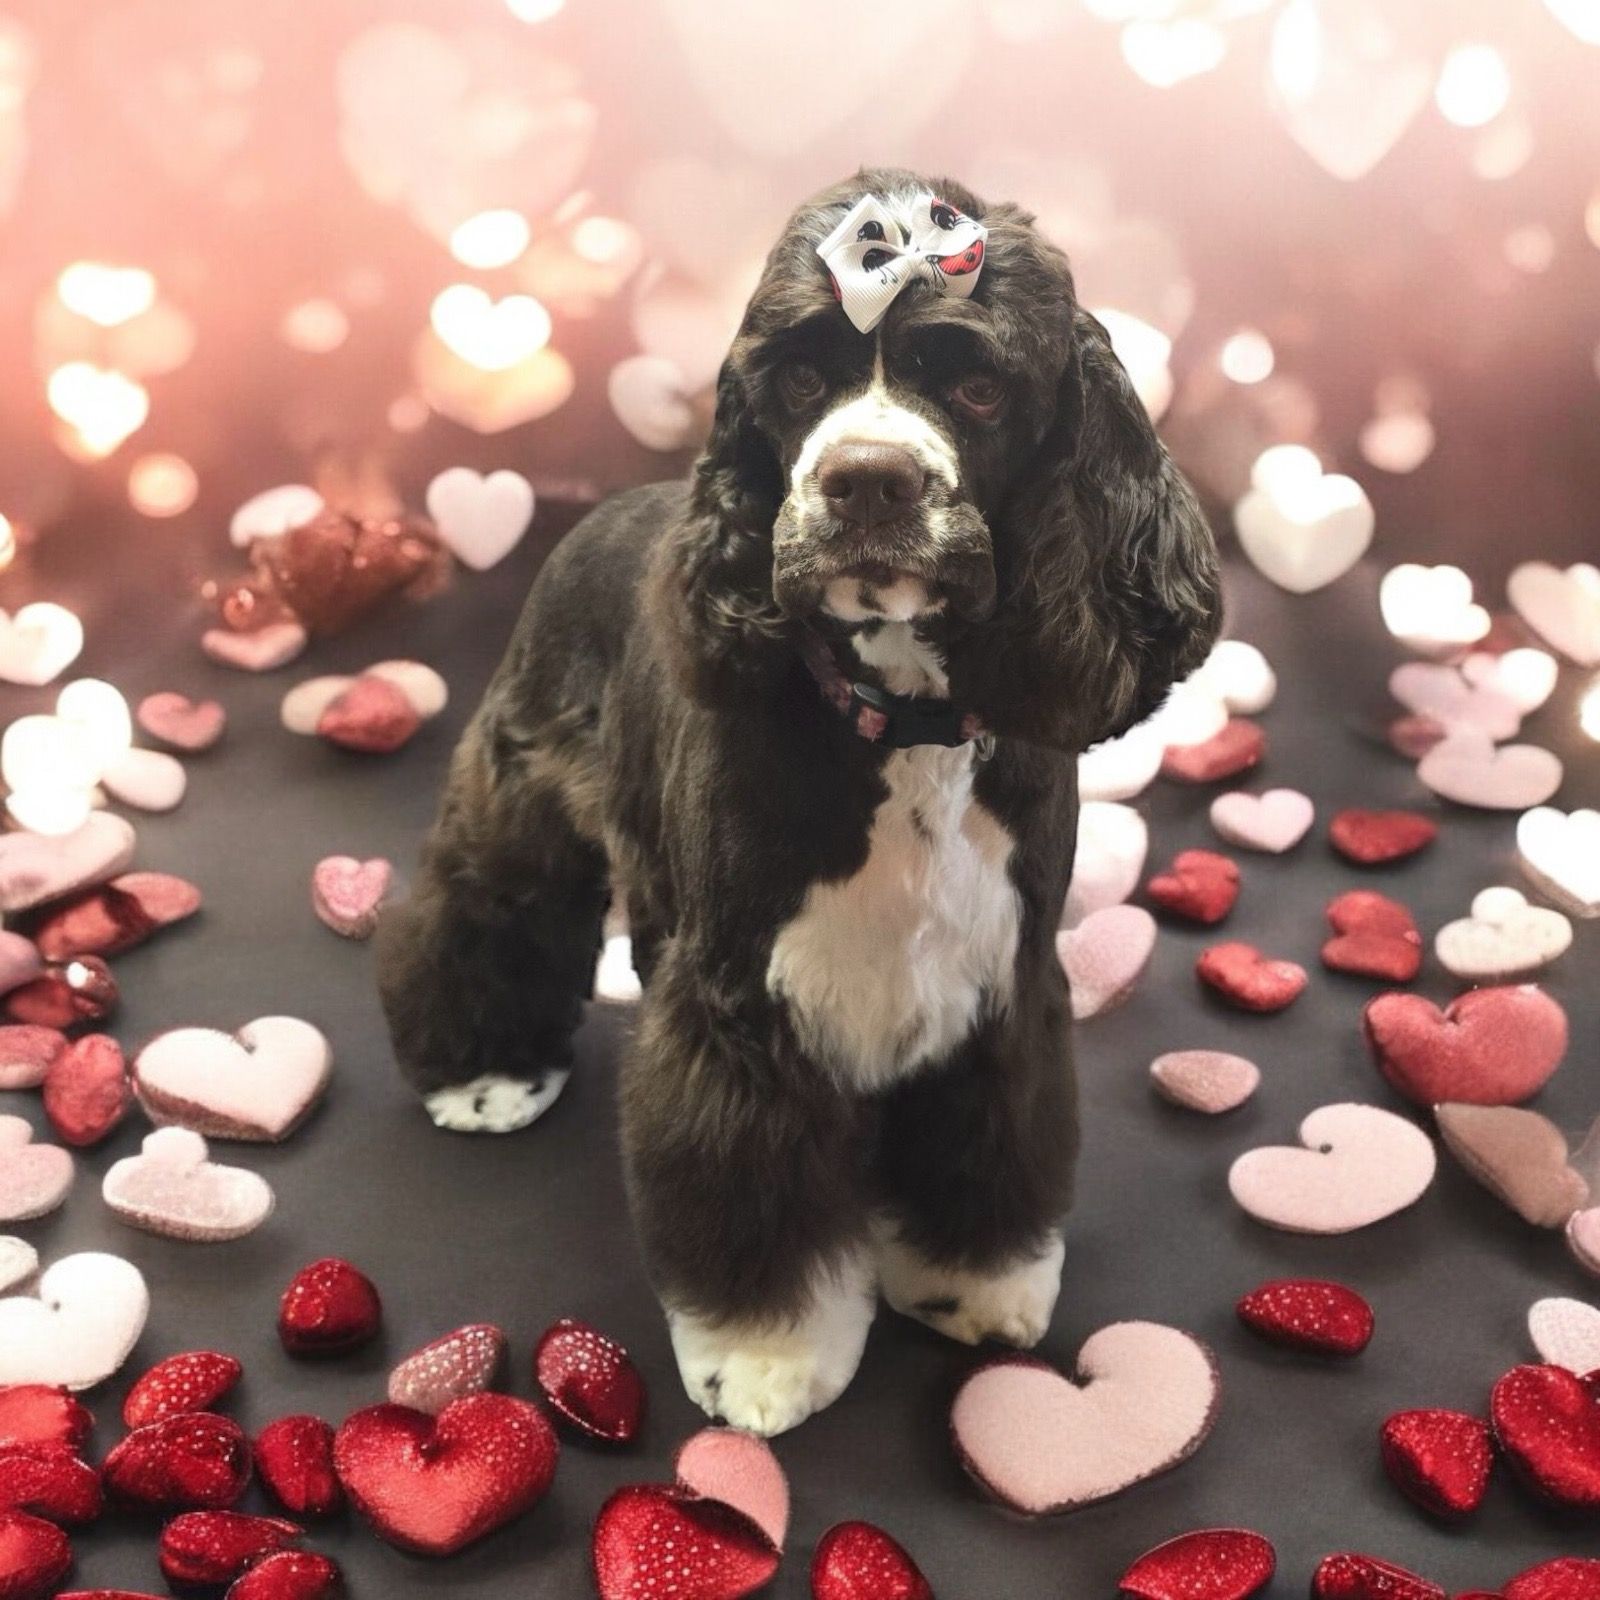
[[950, 1323, 1221, 1515], [1435, 887, 1572, 981], [100, 747, 186, 813], [312, 856, 392, 940], [675, 1428, 790, 1551], [608, 355, 699, 453], [1389, 663, 1522, 741], [102, 1127, 274, 1242], [1460, 649, 1558, 714], [1056, 904, 1157, 1021], [133, 1016, 332, 1142], [1507, 561, 1600, 666], [0, 604, 85, 687], [1077, 726, 1164, 803], [137, 692, 225, 752], [0, 1115, 75, 1222], [1566, 1210, 1600, 1277], [1209, 789, 1314, 854], [0, 1251, 149, 1390], [1062, 802, 1147, 926], [1232, 480, 1373, 594], [1229, 1103, 1437, 1234], [0, 1237, 38, 1296], [1528, 1297, 1600, 1375], [201, 622, 308, 673], [425, 468, 535, 572], [0, 1026, 66, 1089], [1418, 732, 1563, 811], [1150, 1050, 1260, 1114], [0, 812, 137, 913], [229, 484, 324, 549], [1517, 807, 1600, 920], [0, 932, 44, 995], [1190, 639, 1276, 715]]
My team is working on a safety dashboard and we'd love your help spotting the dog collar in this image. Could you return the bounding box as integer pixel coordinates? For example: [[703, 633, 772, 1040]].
[[798, 628, 988, 751]]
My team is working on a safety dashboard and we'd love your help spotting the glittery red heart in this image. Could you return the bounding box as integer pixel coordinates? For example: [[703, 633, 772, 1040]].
[[388, 1324, 505, 1415], [0, 1510, 71, 1597], [811, 1520, 932, 1600], [158, 1511, 302, 1587], [101, 1413, 252, 1512], [40, 1033, 129, 1147], [124, 1352, 242, 1429], [334, 1394, 558, 1556], [1235, 1280, 1374, 1357], [5, 957, 117, 1030], [1328, 810, 1439, 866], [315, 677, 420, 755], [535, 1319, 646, 1444], [1503, 1558, 1600, 1600], [1147, 851, 1241, 925], [1311, 1553, 1444, 1600], [0, 1388, 93, 1453], [0, 1444, 102, 1524], [1364, 986, 1568, 1108], [253, 1417, 341, 1518], [1118, 1528, 1276, 1600], [1196, 942, 1307, 1012], [1161, 720, 1266, 784], [592, 1484, 778, 1600], [1491, 1364, 1600, 1508], [1322, 891, 1422, 982], [1379, 1409, 1493, 1518], [224, 1551, 344, 1600], [56, 1591, 167, 1599], [30, 874, 201, 962], [277, 1260, 382, 1357]]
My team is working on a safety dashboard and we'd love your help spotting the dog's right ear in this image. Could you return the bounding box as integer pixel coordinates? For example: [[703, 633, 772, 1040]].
[[647, 356, 795, 705]]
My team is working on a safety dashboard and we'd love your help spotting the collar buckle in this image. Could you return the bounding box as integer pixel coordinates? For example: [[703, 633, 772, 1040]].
[[849, 680, 973, 750]]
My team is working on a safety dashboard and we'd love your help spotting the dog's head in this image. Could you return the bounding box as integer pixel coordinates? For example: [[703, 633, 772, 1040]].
[[653, 167, 1221, 751]]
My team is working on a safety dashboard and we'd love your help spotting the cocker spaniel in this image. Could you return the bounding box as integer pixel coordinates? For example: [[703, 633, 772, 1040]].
[[378, 169, 1220, 1436]]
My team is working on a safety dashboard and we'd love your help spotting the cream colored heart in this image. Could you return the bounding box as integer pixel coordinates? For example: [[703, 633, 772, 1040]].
[[100, 747, 186, 813], [1078, 724, 1164, 803], [0, 1236, 38, 1296], [1062, 801, 1147, 926], [1189, 639, 1276, 715], [1389, 662, 1521, 741], [0, 603, 85, 687], [1435, 887, 1572, 981], [1379, 563, 1489, 653], [1518, 807, 1600, 919], [1232, 476, 1374, 594], [1528, 1296, 1600, 1375], [103, 1127, 274, 1241], [1417, 732, 1563, 811], [1209, 788, 1314, 854], [1508, 561, 1600, 666], [425, 467, 534, 572], [1460, 648, 1558, 715], [1057, 904, 1157, 1021], [0, 1251, 149, 1390]]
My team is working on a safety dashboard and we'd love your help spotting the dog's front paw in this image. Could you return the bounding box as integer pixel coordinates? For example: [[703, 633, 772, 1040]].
[[423, 1071, 570, 1134], [876, 1225, 1064, 1348]]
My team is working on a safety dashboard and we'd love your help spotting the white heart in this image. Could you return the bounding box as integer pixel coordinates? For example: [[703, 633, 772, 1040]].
[[1148, 678, 1229, 749], [0, 812, 138, 913], [1209, 788, 1315, 854], [608, 355, 698, 452], [1528, 1297, 1600, 1375], [1417, 732, 1563, 811], [100, 747, 186, 813], [1077, 724, 1164, 803], [1435, 886, 1572, 981], [1389, 662, 1521, 741], [425, 468, 534, 572], [0, 1252, 150, 1390], [103, 1127, 275, 1242], [1061, 802, 1147, 926], [1056, 904, 1157, 1021], [229, 484, 324, 549], [1189, 639, 1276, 715], [1517, 806, 1600, 919], [1460, 648, 1559, 714], [0, 604, 85, 687], [1507, 561, 1600, 666], [5, 785, 94, 838], [1233, 477, 1374, 594], [0, 1236, 39, 1296], [1379, 563, 1490, 653]]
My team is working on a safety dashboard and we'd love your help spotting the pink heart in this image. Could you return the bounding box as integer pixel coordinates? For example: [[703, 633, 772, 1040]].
[[102, 1127, 274, 1241], [1418, 732, 1564, 811], [0, 933, 43, 996], [1209, 789, 1314, 854], [1150, 1050, 1260, 1114], [1062, 802, 1147, 924], [137, 692, 226, 752], [1508, 561, 1600, 666], [312, 856, 392, 939], [201, 622, 308, 673], [1389, 662, 1522, 740], [1056, 905, 1156, 1020], [674, 1428, 789, 1553], [1567, 1209, 1600, 1278], [0, 1025, 67, 1090], [0, 1116, 75, 1222], [0, 813, 137, 914]]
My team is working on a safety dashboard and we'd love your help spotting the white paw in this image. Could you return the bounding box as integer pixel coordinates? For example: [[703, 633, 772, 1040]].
[[875, 1224, 1063, 1348], [424, 1071, 569, 1134]]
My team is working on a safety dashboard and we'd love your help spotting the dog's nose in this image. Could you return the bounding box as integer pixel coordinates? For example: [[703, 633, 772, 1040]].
[[817, 443, 925, 529]]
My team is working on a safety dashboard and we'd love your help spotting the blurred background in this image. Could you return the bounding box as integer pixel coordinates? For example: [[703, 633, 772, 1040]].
[[0, 0, 1597, 591]]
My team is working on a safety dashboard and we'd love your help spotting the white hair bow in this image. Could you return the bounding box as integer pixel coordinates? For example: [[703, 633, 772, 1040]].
[[816, 190, 988, 335]]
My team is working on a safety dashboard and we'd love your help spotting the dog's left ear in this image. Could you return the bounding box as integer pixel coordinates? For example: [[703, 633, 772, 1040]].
[[947, 303, 1221, 753]]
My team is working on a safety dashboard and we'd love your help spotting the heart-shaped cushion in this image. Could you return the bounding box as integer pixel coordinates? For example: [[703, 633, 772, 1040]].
[[1435, 1103, 1588, 1228], [811, 1521, 931, 1600], [1417, 732, 1563, 811], [1389, 662, 1521, 741], [1527, 1297, 1600, 1376], [1119, 1529, 1276, 1600], [1062, 801, 1147, 925], [0, 1117, 73, 1223], [103, 1128, 275, 1242], [1209, 788, 1314, 854], [1147, 850, 1240, 925], [201, 622, 308, 673], [1379, 1409, 1494, 1518], [1150, 1051, 1259, 1115], [388, 1325, 506, 1416], [310, 857, 391, 940], [0, 1509, 72, 1596], [137, 692, 226, 752], [1507, 561, 1600, 666], [1322, 891, 1422, 982], [1517, 806, 1600, 921], [0, 1252, 150, 1390], [1161, 719, 1266, 784], [593, 1483, 779, 1600], [424, 468, 535, 572], [1328, 809, 1437, 866], [0, 814, 137, 914], [1492, 1363, 1600, 1507], [674, 1428, 788, 1554], [1435, 888, 1572, 981], [1056, 905, 1157, 1020], [1196, 942, 1306, 1013]]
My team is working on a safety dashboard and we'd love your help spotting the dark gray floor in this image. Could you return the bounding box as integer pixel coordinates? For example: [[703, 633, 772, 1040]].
[[5, 502, 1599, 1597]]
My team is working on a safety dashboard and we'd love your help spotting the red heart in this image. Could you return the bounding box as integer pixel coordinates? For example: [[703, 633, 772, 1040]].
[[278, 1260, 382, 1357], [592, 1484, 778, 1600], [1322, 891, 1422, 982], [334, 1394, 557, 1556], [1379, 1409, 1493, 1518], [1328, 809, 1438, 866], [1387, 714, 1447, 759], [389, 1324, 505, 1415], [0, 1510, 71, 1598], [0, 1445, 102, 1524], [1119, 1529, 1276, 1600], [0, 1388, 93, 1453], [1491, 1364, 1600, 1508], [1196, 942, 1307, 1012], [811, 1520, 932, 1600], [1161, 720, 1267, 784], [158, 1511, 302, 1587], [30, 874, 201, 962], [225, 1552, 344, 1600], [1235, 1280, 1374, 1358], [253, 1417, 341, 1518], [101, 1413, 252, 1512], [1147, 850, 1241, 925], [1311, 1553, 1445, 1600], [5, 958, 117, 1031], [1364, 986, 1568, 1107], [124, 1352, 242, 1429], [1504, 1559, 1600, 1600], [534, 1319, 646, 1445], [40, 1034, 128, 1148], [316, 676, 420, 755]]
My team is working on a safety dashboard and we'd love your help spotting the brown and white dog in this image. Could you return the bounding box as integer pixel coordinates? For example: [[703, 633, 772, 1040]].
[[378, 169, 1220, 1436]]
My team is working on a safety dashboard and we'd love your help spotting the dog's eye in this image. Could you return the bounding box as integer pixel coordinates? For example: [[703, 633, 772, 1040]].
[[779, 362, 825, 405], [951, 375, 1005, 418]]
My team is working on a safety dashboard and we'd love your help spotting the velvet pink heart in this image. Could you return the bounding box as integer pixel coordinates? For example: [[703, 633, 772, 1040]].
[[311, 857, 391, 940], [1056, 905, 1157, 1020], [137, 692, 226, 752]]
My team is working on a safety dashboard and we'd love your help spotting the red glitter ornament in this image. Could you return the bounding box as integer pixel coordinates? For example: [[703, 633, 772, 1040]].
[[1162, 720, 1267, 783], [40, 1033, 128, 1147], [1379, 1409, 1494, 1518], [534, 1319, 646, 1444], [277, 1260, 381, 1357], [1328, 810, 1438, 866], [315, 676, 420, 755], [811, 1520, 932, 1600], [1491, 1364, 1600, 1508], [1118, 1529, 1276, 1600], [1311, 1553, 1445, 1600], [5, 958, 117, 1030], [158, 1511, 302, 1587], [1504, 1558, 1600, 1600], [0, 1444, 102, 1524], [1196, 942, 1307, 1012], [124, 1352, 242, 1429], [1235, 1280, 1374, 1357], [225, 1551, 345, 1599], [0, 1388, 92, 1453], [592, 1484, 779, 1600], [1322, 891, 1423, 982], [101, 1413, 252, 1512], [1147, 850, 1242, 925], [253, 1417, 341, 1518], [0, 1510, 71, 1598]]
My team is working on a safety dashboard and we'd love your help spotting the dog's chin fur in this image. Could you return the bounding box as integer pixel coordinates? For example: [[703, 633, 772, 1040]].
[[378, 166, 1221, 1436]]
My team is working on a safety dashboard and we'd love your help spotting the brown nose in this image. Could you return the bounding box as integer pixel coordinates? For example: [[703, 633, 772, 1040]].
[[817, 442, 925, 529]]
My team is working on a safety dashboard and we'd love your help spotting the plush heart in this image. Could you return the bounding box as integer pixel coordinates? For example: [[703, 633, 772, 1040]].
[[0, 1439, 101, 1524], [134, 1016, 331, 1142], [122, 1353, 240, 1433], [425, 468, 534, 571], [1062, 801, 1147, 925], [534, 1319, 646, 1444], [4, 957, 118, 1030], [1435, 1103, 1587, 1228], [0, 1028, 65, 1090], [1209, 789, 1313, 854], [1235, 1280, 1374, 1357], [1078, 725, 1164, 805], [0, 1389, 91, 1453], [1461, 647, 1559, 714], [1528, 1298, 1600, 1375], [0, 1252, 148, 1391], [0, 1240, 39, 1298], [0, 605, 84, 688], [1507, 561, 1600, 666], [1389, 663, 1521, 741], [1150, 1050, 1259, 1115], [42, 1035, 129, 1147], [1379, 563, 1490, 654], [811, 1520, 931, 1600], [1190, 640, 1277, 715], [310, 856, 391, 940], [158, 1511, 302, 1586], [1147, 850, 1241, 925], [388, 1325, 505, 1416], [1196, 942, 1306, 1012], [103, 1128, 275, 1242], [1233, 473, 1374, 594], [1366, 986, 1567, 1107], [674, 1429, 788, 1554], [229, 485, 325, 549], [102, 1412, 251, 1511], [1379, 1409, 1493, 1518], [1517, 806, 1600, 920], [224, 1551, 343, 1600], [0, 814, 137, 915], [278, 1260, 381, 1357], [608, 355, 699, 453], [335, 1393, 558, 1555], [1569, 1209, 1600, 1278], [1321, 890, 1422, 982], [200, 623, 308, 674], [1056, 905, 1157, 1021], [1229, 1103, 1437, 1234], [592, 1483, 779, 1600], [136, 693, 225, 752], [1435, 888, 1572, 981], [1310, 1553, 1444, 1600], [99, 748, 186, 814], [1417, 732, 1563, 811], [1492, 1363, 1600, 1507], [1503, 1559, 1600, 1600], [949, 1323, 1220, 1514], [30, 872, 201, 961], [253, 1416, 341, 1518], [0, 1510, 72, 1597], [1329, 809, 1438, 866], [1161, 719, 1266, 784], [1151, 679, 1229, 750], [316, 675, 421, 754], [0, 1120, 73, 1223], [1119, 1529, 1276, 1600]]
